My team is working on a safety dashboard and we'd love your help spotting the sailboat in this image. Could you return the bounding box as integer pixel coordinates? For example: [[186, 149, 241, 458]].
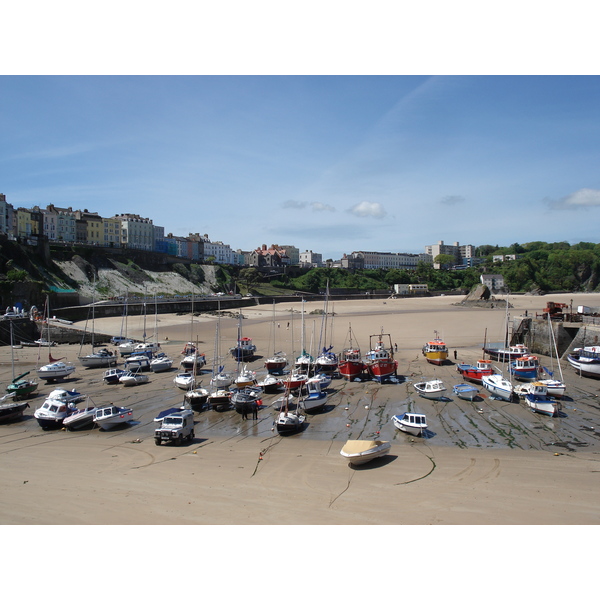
[[6, 321, 38, 398], [264, 301, 288, 374], [209, 306, 234, 389], [483, 295, 529, 362], [338, 322, 366, 380], [536, 313, 566, 396], [149, 295, 174, 372], [314, 284, 338, 374], [0, 392, 30, 423], [275, 387, 305, 435], [294, 299, 313, 373], [229, 311, 256, 362], [78, 287, 117, 368], [208, 303, 233, 411]]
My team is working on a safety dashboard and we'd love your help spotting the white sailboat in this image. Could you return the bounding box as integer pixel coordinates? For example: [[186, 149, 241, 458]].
[[78, 286, 117, 368], [36, 296, 76, 381]]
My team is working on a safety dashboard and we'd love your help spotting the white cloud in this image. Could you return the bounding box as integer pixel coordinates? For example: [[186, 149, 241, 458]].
[[282, 200, 308, 209], [310, 202, 335, 212], [545, 188, 600, 210], [347, 201, 387, 218]]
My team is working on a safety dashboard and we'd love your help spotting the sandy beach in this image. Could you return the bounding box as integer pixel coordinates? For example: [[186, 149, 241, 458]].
[[1, 292, 600, 526]]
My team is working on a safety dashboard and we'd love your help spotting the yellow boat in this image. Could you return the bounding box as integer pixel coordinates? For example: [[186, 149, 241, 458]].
[[422, 332, 448, 365]]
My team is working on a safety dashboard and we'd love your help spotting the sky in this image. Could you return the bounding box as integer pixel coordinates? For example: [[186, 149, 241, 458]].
[[2, 5, 600, 262], [3, 75, 600, 260]]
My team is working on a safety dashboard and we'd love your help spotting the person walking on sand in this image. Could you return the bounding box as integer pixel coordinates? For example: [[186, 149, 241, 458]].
[[454, 350, 458, 360]]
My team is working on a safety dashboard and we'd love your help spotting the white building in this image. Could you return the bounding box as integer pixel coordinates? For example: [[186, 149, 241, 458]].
[[43, 205, 77, 242], [351, 250, 432, 270], [204, 239, 236, 264], [425, 240, 475, 269], [115, 213, 155, 250], [299, 249, 323, 268]]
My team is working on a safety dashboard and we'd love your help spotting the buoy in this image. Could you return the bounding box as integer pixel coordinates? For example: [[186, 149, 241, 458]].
[[346, 423, 350, 427], [193, 451, 197, 454], [344, 407, 349, 410]]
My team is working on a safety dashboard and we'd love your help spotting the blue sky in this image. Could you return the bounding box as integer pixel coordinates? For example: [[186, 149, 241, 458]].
[[3, 74, 600, 260]]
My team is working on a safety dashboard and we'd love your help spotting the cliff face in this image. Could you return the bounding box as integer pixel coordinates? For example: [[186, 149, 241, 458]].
[[0, 237, 224, 309]]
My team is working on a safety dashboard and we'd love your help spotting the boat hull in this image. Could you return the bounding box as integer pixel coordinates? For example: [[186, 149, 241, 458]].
[[525, 395, 559, 417], [366, 361, 397, 382], [453, 383, 479, 400], [567, 353, 600, 378], [338, 361, 365, 380], [482, 375, 514, 401], [340, 440, 391, 465], [392, 414, 427, 437], [37, 362, 76, 381]]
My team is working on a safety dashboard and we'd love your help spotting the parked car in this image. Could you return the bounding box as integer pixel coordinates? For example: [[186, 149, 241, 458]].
[[111, 336, 132, 345]]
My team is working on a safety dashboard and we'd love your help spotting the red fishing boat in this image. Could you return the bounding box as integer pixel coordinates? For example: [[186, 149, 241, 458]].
[[364, 332, 398, 382], [456, 359, 493, 383], [338, 324, 366, 380]]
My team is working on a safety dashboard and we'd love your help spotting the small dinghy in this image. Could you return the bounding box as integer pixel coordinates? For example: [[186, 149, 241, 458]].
[[391, 412, 428, 436], [93, 405, 134, 430], [340, 440, 391, 466], [453, 383, 479, 400], [63, 401, 97, 430], [103, 368, 127, 384], [119, 369, 149, 386], [413, 379, 446, 399]]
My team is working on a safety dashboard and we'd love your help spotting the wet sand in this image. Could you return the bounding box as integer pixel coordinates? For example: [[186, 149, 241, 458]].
[[1, 292, 600, 526]]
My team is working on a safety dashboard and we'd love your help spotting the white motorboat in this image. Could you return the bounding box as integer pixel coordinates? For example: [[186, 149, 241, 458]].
[[308, 372, 332, 390], [124, 352, 151, 371], [210, 370, 234, 389], [78, 347, 118, 368], [150, 353, 173, 373], [36, 361, 76, 382], [413, 379, 446, 399], [93, 405, 134, 430], [453, 383, 479, 400], [63, 402, 98, 430], [298, 378, 327, 412], [174, 372, 196, 390], [103, 368, 128, 384], [33, 388, 85, 430], [180, 352, 207, 371], [119, 370, 149, 386], [525, 392, 560, 417], [514, 381, 546, 397], [257, 374, 284, 394], [117, 340, 138, 356], [392, 413, 428, 436], [340, 440, 391, 466], [482, 374, 514, 401]]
